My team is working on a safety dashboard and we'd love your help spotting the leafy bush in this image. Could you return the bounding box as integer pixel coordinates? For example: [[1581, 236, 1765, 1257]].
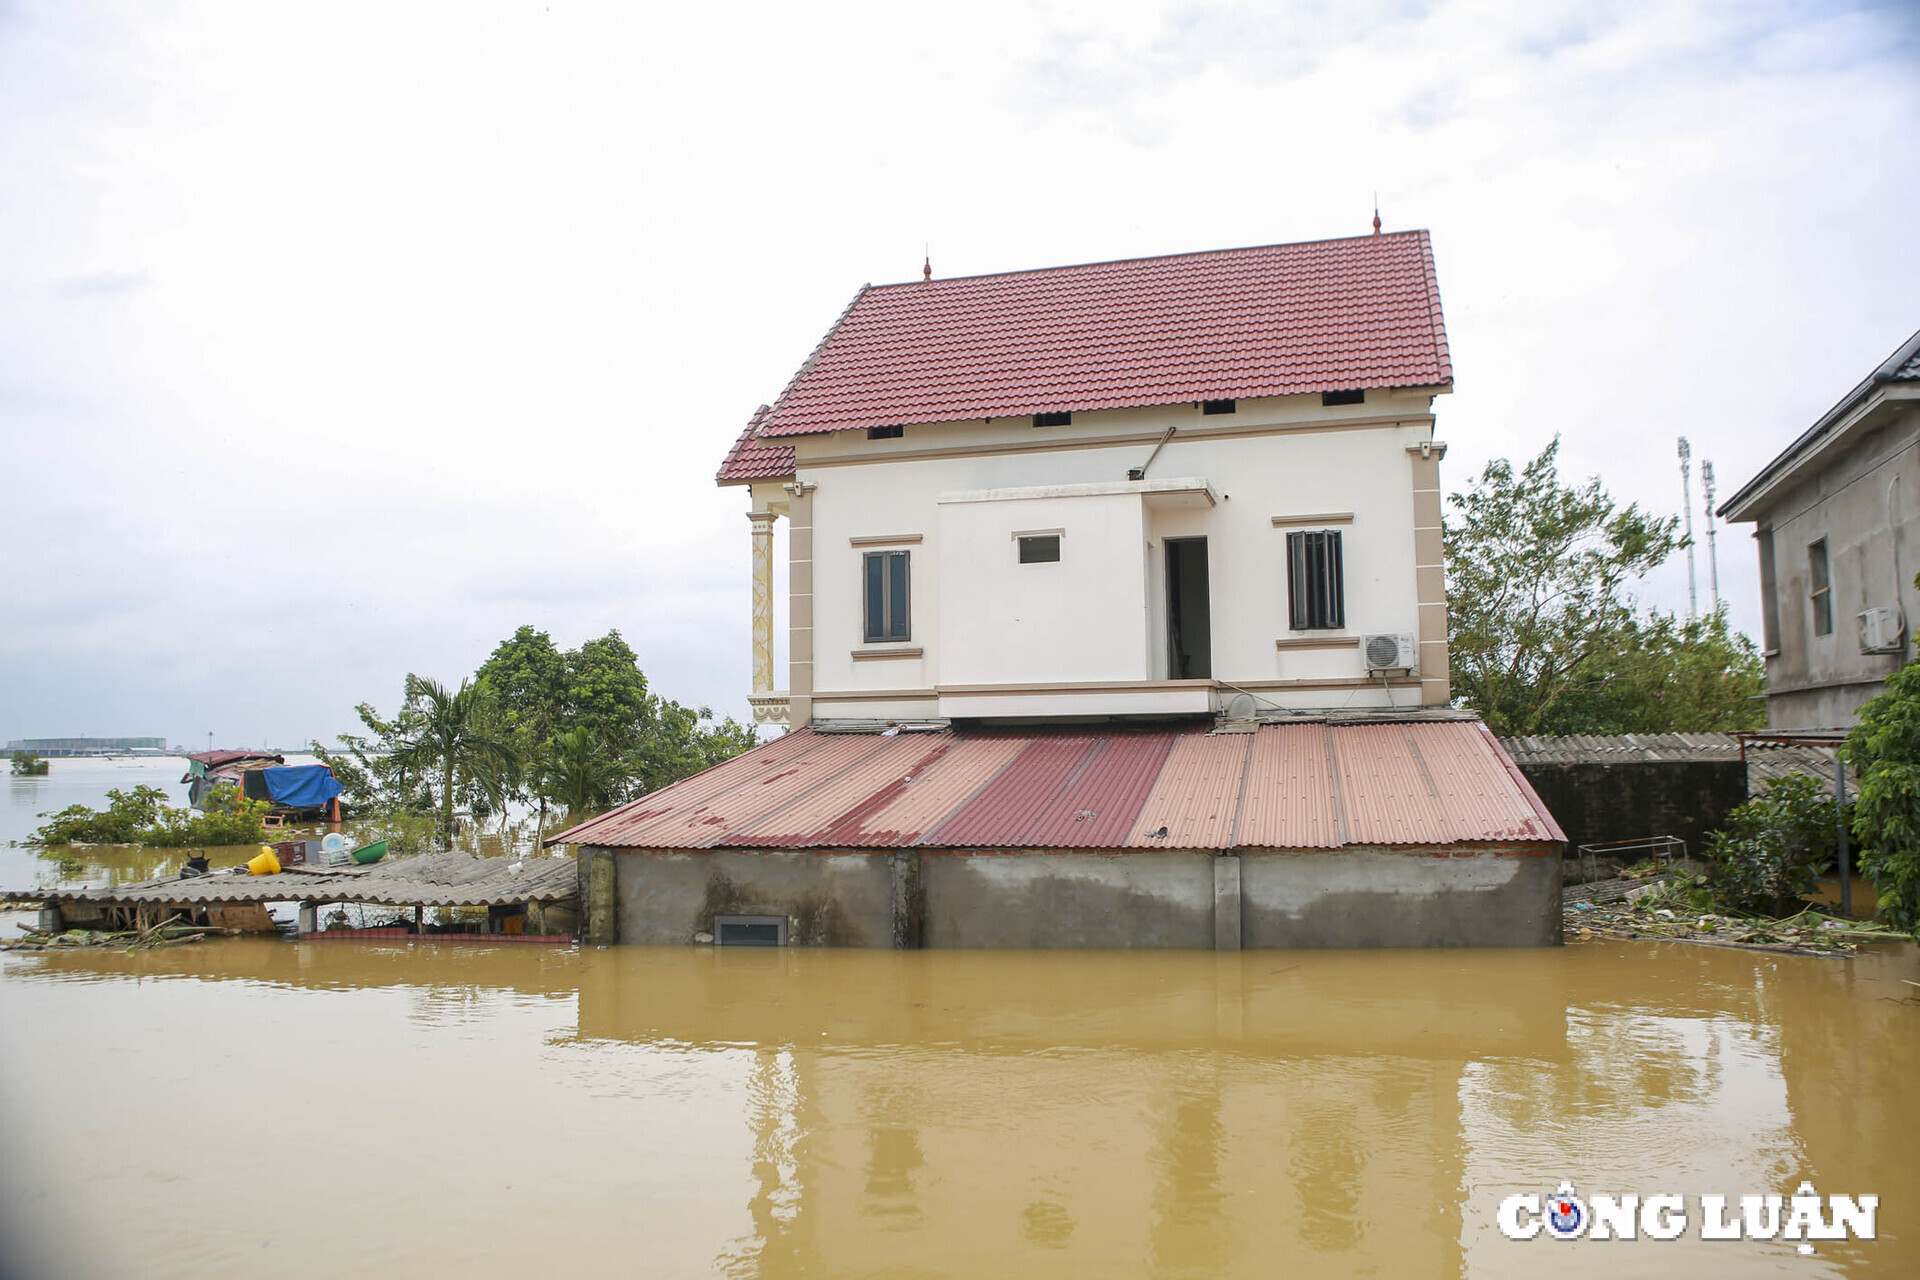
[[33, 783, 269, 847], [11, 751, 49, 776], [1706, 773, 1847, 917], [1848, 653, 1920, 931]]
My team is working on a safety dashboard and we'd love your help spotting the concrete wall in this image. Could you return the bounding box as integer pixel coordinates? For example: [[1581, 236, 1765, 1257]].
[[1513, 760, 1749, 859], [585, 844, 1561, 949], [1239, 849, 1562, 948], [787, 388, 1443, 721], [1746, 405, 1919, 729], [599, 847, 897, 947]]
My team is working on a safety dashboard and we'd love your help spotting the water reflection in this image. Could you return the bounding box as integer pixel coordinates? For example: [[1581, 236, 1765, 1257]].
[[2, 942, 1916, 1278]]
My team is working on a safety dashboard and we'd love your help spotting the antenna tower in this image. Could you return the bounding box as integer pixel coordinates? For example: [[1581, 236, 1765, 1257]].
[[1702, 459, 1720, 613], [1678, 438, 1697, 621]]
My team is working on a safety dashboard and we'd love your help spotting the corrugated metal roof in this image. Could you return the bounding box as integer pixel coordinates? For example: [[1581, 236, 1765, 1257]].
[[34, 852, 576, 908], [1499, 732, 1846, 798], [551, 719, 1562, 852], [741, 232, 1451, 442]]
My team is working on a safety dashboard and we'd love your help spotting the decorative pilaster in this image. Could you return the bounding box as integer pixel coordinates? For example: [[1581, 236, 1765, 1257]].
[[748, 510, 777, 694], [785, 481, 816, 728], [1407, 442, 1451, 707]]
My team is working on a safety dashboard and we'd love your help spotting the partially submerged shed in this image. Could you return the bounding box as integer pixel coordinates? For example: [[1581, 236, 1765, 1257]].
[[553, 715, 1565, 950]]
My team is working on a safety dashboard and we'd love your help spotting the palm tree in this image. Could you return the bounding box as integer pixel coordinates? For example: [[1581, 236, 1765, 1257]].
[[534, 727, 634, 835], [394, 675, 519, 843]]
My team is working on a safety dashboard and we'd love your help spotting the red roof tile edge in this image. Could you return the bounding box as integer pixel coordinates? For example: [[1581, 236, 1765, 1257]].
[[715, 404, 796, 485]]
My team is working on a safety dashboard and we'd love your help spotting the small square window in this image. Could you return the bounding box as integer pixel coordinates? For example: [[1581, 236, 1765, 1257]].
[[1321, 389, 1365, 407], [1202, 399, 1236, 415], [1018, 534, 1061, 564], [1032, 411, 1072, 428], [867, 424, 904, 440]]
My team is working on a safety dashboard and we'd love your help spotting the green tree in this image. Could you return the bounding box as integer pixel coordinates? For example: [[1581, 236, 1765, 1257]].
[[536, 727, 631, 820], [1847, 642, 1920, 931], [564, 630, 653, 748], [1446, 437, 1762, 735], [475, 625, 570, 742], [11, 750, 49, 776], [1555, 609, 1766, 733], [1705, 773, 1843, 917], [391, 675, 520, 841]]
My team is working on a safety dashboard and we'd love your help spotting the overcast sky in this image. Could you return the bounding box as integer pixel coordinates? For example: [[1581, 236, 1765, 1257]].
[[3, 0, 1916, 750]]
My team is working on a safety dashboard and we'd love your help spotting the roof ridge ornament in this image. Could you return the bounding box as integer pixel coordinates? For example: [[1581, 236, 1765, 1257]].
[[1373, 194, 1381, 235], [923, 244, 932, 282]]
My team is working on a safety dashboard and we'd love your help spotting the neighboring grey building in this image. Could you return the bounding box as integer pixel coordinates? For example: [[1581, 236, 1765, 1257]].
[[1720, 329, 1920, 729]]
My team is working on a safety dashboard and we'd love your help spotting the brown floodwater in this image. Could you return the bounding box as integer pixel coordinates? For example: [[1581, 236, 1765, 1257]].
[[2, 936, 1916, 1279]]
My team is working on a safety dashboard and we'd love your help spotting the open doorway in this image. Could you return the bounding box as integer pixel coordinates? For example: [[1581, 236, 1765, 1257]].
[[1165, 537, 1212, 679]]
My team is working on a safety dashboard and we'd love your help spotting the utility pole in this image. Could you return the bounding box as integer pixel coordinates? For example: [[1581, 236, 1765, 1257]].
[[1702, 458, 1721, 614], [1678, 438, 1698, 621]]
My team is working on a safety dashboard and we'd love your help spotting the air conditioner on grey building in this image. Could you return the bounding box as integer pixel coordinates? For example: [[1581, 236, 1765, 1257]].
[[1363, 633, 1419, 671], [1859, 607, 1908, 654]]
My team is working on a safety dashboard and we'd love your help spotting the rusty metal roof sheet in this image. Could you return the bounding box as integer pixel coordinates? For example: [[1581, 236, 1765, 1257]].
[[551, 719, 1561, 852]]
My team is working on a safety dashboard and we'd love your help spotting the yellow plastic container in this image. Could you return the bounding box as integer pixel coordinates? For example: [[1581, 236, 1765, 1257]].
[[247, 848, 282, 876]]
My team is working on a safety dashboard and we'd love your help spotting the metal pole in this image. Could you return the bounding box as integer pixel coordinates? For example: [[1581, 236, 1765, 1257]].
[[1835, 752, 1851, 917], [1678, 438, 1697, 621], [1702, 459, 1721, 613]]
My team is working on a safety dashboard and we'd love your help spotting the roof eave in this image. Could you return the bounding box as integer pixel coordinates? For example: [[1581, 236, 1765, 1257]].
[[1720, 382, 1920, 521]]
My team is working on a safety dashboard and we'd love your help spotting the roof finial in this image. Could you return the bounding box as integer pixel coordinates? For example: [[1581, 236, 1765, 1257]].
[[923, 243, 932, 282], [1372, 194, 1381, 236]]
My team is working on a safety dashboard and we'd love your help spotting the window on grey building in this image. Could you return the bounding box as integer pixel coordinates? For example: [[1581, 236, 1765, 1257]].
[[1756, 528, 1780, 652], [1018, 534, 1061, 563], [1287, 530, 1345, 630], [1808, 539, 1832, 637], [864, 549, 911, 642]]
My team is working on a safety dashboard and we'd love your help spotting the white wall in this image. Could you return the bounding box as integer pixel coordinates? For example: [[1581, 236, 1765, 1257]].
[[790, 389, 1440, 719]]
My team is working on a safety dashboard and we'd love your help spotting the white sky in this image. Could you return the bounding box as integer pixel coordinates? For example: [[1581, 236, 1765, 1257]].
[[3, 0, 1916, 749]]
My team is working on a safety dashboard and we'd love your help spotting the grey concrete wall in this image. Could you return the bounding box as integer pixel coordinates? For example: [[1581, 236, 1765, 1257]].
[[593, 844, 1563, 949], [1241, 848, 1561, 948], [1753, 406, 1918, 729], [609, 847, 895, 947], [920, 851, 1217, 948]]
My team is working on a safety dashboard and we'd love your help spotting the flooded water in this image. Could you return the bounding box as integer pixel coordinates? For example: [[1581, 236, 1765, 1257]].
[[2, 938, 1916, 1278]]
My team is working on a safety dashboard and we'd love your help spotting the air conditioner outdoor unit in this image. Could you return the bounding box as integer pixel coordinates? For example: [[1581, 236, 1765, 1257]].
[[1362, 633, 1418, 671], [1859, 607, 1908, 655]]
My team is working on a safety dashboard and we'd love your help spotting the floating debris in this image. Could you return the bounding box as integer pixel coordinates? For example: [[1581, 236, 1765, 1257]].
[[1564, 879, 1902, 956]]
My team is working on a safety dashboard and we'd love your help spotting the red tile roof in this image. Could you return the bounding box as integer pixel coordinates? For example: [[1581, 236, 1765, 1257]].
[[550, 719, 1562, 852], [745, 231, 1451, 441], [715, 404, 796, 485]]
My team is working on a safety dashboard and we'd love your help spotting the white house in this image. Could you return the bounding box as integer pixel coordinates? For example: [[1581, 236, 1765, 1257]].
[[720, 231, 1455, 728], [558, 230, 1565, 950]]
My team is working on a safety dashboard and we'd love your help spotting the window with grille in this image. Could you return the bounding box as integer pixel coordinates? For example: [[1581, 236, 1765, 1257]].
[[1808, 539, 1832, 637], [864, 549, 911, 642], [1287, 530, 1345, 630]]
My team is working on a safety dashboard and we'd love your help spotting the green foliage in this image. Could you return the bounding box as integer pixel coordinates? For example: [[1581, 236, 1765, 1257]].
[[1706, 773, 1845, 917], [1446, 437, 1764, 735], [32, 783, 269, 847], [11, 750, 49, 776], [1847, 649, 1920, 931], [1554, 609, 1767, 733], [326, 626, 759, 845]]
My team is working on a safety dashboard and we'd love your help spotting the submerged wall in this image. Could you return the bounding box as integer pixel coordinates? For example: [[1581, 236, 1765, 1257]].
[[582, 844, 1562, 950]]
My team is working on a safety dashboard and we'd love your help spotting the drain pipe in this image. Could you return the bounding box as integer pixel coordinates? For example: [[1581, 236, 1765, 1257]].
[[1129, 427, 1176, 481]]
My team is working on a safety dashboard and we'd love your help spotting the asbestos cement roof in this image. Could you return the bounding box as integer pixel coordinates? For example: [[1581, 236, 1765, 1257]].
[[743, 231, 1451, 441], [551, 718, 1562, 852], [1498, 733, 1846, 797], [33, 852, 577, 908]]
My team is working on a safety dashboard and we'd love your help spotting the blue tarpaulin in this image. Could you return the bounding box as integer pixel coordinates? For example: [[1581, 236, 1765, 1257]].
[[258, 765, 344, 808]]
